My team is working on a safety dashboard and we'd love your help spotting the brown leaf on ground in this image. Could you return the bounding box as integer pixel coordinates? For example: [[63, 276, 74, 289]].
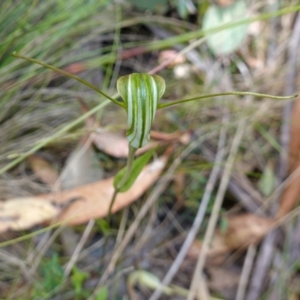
[[60, 136, 103, 190], [173, 172, 185, 207], [150, 130, 191, 145], [53, 153, 169, 224], [278, 97, 300, 217], [79, 99, 160, 157], [158, 50, 186, 67], [2, 152, 168, 231], [221, 214, 274, 250], [187, 214, 274, 264], [91, 129, 191, 158], [0, 198, 59, 233], [79, 100, 191, 158], [208, 267, 241, 300], [187, 235, 230, 266], [28, 155, 59, 186], [92, 129, 160, 158]]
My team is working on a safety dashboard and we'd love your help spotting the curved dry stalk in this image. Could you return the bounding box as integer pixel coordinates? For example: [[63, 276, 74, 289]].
[[149, 115, 228, 300], [187, 97, 251, 300]]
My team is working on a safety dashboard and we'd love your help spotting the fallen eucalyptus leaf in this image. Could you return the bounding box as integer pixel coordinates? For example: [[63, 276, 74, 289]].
[[0, 198, 59, 232]]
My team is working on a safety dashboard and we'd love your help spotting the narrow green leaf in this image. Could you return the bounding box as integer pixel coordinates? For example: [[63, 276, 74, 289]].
[[117, 73, 165, 148], [113, 148, 156, 192], [95, 287, 108, 300]]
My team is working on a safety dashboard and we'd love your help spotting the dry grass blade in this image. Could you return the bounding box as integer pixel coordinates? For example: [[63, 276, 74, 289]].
[[277, 97, 300, 217], [188, 96, 251, 300], [149, 116, 227, 300], [246, 11, 300, 300]]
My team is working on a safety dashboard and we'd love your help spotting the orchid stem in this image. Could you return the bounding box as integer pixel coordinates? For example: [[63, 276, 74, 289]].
[[157, 91, 298, 109], [108, 145, 137, 221]]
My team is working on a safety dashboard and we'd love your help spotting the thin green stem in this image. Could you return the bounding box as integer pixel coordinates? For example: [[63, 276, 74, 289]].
[[108, 145, 137, 221], [11, 52, 125, 108], [157, 92, 298, 109]]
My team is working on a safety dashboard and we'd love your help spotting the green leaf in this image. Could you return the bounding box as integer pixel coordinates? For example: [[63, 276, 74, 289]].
[[40, 254, 64, 292], [127, 0, 168, 11], [176, 0, 189, 19], [258, 162, 276, 197], [113, 148, 156, 192], [202, 0, 248, 55], [95, 287, 108, 300], [95, 219, 110, 236], [117, 73, 165, 148], [71, 266, 89, 296]]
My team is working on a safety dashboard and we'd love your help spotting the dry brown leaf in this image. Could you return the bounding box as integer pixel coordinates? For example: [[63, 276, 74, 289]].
[[61, 137, 103, 190], [187, 214, 274, 264], [278, 97, 300, 217], [91, 129, 159, 158], [0, 198, 59, 233], [2, 153, 168, 231], [91, 129, 191, 158], [150, 130, 191, 145], [28, 155, 59, 186], [79, 99, 160, 158], [208, 267, 240, 300], [187, 235, 230, 266], [221, 214, 274, 250], [23, 151, 168, 225], [173, 172, 185, 206], [158, 50, 186, 67], [216, 0, 235, 7], [79, 100, 190, 158]]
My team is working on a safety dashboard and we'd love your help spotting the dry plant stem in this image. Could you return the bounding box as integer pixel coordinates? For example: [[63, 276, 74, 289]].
[[64, 219, 95, 278], [235, 245, 257, 300], [279, 11, 300, 181], [0, 250, 32, 282], [116, 207, 129, 245], [246, 12, 300, 300], [188, 100, 249, 300], [29, 226, 66, 275], [108, 145, 137, 220], [288, 214, 300, 267], [88, 134, 212, 300], [149, 116, 228, 300]]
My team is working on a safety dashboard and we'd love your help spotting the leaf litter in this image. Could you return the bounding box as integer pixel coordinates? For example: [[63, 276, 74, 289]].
[[1, 3, 300, 299], [0, 149, 170, 231]]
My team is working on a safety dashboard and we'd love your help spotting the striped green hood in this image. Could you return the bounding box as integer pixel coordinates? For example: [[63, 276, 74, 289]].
[[117, 73, 166, 148]]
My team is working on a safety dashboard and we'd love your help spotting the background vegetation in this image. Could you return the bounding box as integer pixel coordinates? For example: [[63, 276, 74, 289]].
[[1, 1, 300, 299]]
